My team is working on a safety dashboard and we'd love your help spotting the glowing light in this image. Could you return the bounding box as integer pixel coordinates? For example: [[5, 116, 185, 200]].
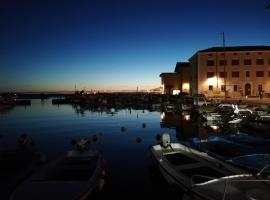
[[184, 114, 190, 121], [182, 83, 190, 91], [173, 90, 180, 95], [161, 84, 165, 94], [210, 125, 219, 130], [161, 112, 165, 120], [208, 77, 218, 85]]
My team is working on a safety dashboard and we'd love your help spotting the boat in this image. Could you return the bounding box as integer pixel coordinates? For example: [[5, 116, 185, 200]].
[[227, 154, 270, 175], [189, 136, 254, 161], [151, 133, 270, 200], [10, 138, 106, 200]]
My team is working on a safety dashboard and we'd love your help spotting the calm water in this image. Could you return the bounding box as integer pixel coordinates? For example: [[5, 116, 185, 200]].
[[1, 99, 198, 199]]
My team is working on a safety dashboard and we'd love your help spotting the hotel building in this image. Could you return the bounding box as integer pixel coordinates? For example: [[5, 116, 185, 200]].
[[161, 46, 270, 97]]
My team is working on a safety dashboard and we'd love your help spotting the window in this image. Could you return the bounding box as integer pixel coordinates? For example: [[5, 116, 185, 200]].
[[233, 53, 238, 55], [207, 54, 213, 56], [256, 71, 264, 77], [207, 72, 215, 78], [232, 59, 239, 65], [268, 71, 270, 77], [244, 59, 252, 65], [256, 59, 264, 65], [207, 60, 215, 66], [269, 59, 270, 65], [258, 52, 262, 55], [246, 53, 250, 55], [209, 85, 213, 91], [246, 71, 250, 77], [219, 60, 226, 65], [219, 72, 227, 78], [258, 84, 262, 92], [221, 85, 226, 92], [234, 85, 237, 92], [232, 71, 239, 77]]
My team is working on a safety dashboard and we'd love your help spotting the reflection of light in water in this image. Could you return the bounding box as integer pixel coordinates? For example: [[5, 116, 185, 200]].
[[184, 114, 190, 121], [161, 112, 165, 120], [210, 125, 219, 130]]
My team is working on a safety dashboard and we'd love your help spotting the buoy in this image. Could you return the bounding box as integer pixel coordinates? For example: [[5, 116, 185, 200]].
[[142, 123, 146, 128], [121, 126, 127, 132], [136, 137, 142, 143], [156, 134, 161, 141], [92, 134, 98, 142]]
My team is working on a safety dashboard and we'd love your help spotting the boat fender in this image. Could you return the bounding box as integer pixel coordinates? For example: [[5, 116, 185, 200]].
[[161, 133, 170, 148]]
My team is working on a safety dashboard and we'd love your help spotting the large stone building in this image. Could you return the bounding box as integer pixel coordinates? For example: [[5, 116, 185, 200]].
[[161, 46, 270, 97]]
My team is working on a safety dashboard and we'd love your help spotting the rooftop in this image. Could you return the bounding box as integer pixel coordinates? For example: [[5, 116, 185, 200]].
[[174, 62, 190, 73], [198, 46, 270, 53]]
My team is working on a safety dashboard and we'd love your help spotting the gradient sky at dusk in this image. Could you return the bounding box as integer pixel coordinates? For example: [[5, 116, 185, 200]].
[[1, 0, 270, 92]]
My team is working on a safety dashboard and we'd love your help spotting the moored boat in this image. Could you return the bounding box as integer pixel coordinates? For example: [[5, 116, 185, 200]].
[[151, 133, 270, 200], [10, 139, 106, 200]]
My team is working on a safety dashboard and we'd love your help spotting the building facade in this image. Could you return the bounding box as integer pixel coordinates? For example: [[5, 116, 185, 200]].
[[161, 46, 270, 97], [189, 46, 270, 97], [160, 62, 191, 95]]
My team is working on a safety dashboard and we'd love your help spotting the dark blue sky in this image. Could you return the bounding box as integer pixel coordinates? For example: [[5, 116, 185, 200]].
[[1, 0, 269, 92]]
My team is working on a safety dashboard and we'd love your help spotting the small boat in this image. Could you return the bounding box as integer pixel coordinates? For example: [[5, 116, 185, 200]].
[[151, 133, 270, 200], [0, 134, 46, 200], [228, 154, 270, 175], [10, 139, 106, 200]]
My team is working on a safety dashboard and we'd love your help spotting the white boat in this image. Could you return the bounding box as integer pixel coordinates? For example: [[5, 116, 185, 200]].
[[10, 139, 106, 200], [151, 133, 270, 200]]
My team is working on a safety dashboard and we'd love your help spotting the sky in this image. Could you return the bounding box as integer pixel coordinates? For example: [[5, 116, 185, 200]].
[[0, 0, 270, 92]]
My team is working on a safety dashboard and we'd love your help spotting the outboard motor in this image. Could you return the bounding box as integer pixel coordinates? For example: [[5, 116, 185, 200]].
[[161, 133, 170, 148]]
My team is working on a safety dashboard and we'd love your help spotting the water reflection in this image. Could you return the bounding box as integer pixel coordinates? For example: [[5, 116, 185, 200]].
[[1, 100, 270, 200]]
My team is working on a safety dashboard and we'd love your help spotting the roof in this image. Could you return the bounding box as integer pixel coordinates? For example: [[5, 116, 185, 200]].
[[198, 46, 270, 53], [160, 72, 178, 77], [174, 62, 189, 72]]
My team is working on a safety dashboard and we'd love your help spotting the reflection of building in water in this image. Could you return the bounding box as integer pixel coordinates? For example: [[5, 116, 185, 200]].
[[160, 111, 199, 139], [160, 111, 224, 140]]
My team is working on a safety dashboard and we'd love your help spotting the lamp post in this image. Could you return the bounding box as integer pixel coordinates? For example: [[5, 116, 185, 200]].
[[222, 32, 226, 99]]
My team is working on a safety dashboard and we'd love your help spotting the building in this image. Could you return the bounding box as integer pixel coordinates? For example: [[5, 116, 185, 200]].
[[160, 62, 191, 95], [161, 46, 270, 97]]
